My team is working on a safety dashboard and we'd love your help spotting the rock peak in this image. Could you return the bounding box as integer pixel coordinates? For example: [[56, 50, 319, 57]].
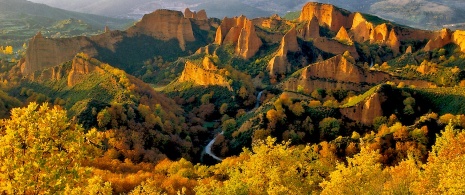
[[299, 2, 352, 32], [214, 16, 262, 59], [335, 26, 352, 44]]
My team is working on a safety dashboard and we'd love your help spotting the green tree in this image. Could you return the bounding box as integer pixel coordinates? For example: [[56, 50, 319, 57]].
[[0, 102, 108, 194], [319, 117, 341, 140]]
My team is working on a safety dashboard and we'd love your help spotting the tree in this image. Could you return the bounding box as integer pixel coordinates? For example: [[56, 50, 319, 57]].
[[0, 102, 108, 194], [319, 117, 340, 140], [320, 147, 387, 195], [3, 46, 13, 55]]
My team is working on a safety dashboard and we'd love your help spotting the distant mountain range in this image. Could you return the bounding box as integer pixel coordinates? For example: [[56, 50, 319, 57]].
[[28, 0, 465, 30], [0, 0, 132, 47]]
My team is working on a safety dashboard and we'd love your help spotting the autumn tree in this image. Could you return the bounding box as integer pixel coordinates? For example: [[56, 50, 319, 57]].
[[0, 102, 110, 194], [320, 147, 387, 194]]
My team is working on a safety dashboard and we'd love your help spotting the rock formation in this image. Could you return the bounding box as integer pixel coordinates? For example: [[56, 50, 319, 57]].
[[387, 29, 401, 55], [340, 89, 384, 125], [179, 60, 232, 90], [21, 32, 97, 75], [350, 13, 373, 42], [299, 2, 352, 32], [68, 55, 103, 86], [312, 38, 359, 59], [335, 26, 352, 44], [405, 46, 413, 54], [281, 55, 390, 92], [214, 15, 263, 59], [424, 28, 452, 51], [267, 27, 300, 76], [184, 8, 208, 20], [127, 9, 195, 51], [299, 15, 320, 40]]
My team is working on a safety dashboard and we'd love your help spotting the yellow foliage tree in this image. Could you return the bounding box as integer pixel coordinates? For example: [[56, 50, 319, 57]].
[[0, 102, 109, 194]]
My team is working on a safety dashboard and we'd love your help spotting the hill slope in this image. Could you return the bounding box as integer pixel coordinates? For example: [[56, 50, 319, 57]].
[[0, 0, 132, 47]]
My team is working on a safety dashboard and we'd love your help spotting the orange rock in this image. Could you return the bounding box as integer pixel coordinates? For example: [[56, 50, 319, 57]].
[[22, 32, 97, 75], [405, 45, 413, 54], [300, 14, 320, 40], [179, 61, 232, 90], [215, 15, 262, 59], [281, 55, 390, 93], [299, 2, 352, 32], [312, 37, 359, 59], [335, 26, 352, 44], [340, 90, 384, 125], [68, 55, 103, 86], [424, 28, 452, 51], [350, 13, 373, 42], [184, 8, 195, 18], [267, 27, 300, 76], [387, 29, 401, 55], [128, 9, 195, 51]]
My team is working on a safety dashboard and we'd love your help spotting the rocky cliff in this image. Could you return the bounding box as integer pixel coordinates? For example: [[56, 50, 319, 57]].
[[68, 55, 104, 86], [299, 14, 320, 40], [128, 9, 195, 51], [214, 15, 263, 59], [267, 27, 300, 77], [313, 38, 359, 59], [184, 8, 208, 20], [335, 26, 352, 44], [299, 2, 352, 32], [178, 59, 232, 90], [452, 30, 465, 52], [281, 55, 390, 92], [21, 32, 97, 75], [340, 89, 384, 125]]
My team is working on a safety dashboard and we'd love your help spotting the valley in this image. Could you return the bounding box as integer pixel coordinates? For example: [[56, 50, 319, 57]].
[[0, 1, 465, 194]]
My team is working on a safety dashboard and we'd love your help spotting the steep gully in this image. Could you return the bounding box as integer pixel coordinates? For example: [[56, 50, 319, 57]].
[[204, 91, 263, 161]]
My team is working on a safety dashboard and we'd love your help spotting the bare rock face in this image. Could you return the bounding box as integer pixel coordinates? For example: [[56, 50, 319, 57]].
[[299, 2, 352, 32], [68, 55, 103, 86], [350, 13, 373, 42], [21, 32, 97, 75], [215, 16, 263, 59], [424, 28, 452, 51], [313, 38, 359, 59], [128, 9, 195, 51], [405, 46, 413, 54], [340, 90, 384, 125], [299, 14, 320, 40], [335, 26, 352, 44], [184, 8, 208, 20], [179, 61, 232, 90], [387, 29, 401, 55], [281, 55, 390, 93], [267, 27, 300, 76]]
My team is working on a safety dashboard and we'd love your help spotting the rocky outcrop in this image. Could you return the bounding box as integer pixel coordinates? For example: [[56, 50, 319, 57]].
[[267, 27, 300, 76], [215, 15, 262, 59], [299, 15, 320, 40], [184, 8, 208, 20], [340, 90, 384, 125], [405, 46, 413, 54], [313, 38, 359, 59], [299, 2, 352, 32], [21, 32, 97, 75], [281, 55, 390, 92], [127, 9, 195, 51], [335, 26, 352, 44], [178, 60, 232, 90], [350, 13, 373, 42], [387, 29, 401, 55], [424, 28, 452, 51], [68, 55, 103, 86]]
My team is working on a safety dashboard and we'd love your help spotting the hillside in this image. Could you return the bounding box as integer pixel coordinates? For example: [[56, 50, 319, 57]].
[[2, 1, 465, 194], [0, 0, 132, 47]]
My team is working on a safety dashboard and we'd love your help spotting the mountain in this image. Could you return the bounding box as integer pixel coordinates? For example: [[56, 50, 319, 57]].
[[4, 2, 465, 193], [0, 0, 132, 47], [29, 0, 465, 30]]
